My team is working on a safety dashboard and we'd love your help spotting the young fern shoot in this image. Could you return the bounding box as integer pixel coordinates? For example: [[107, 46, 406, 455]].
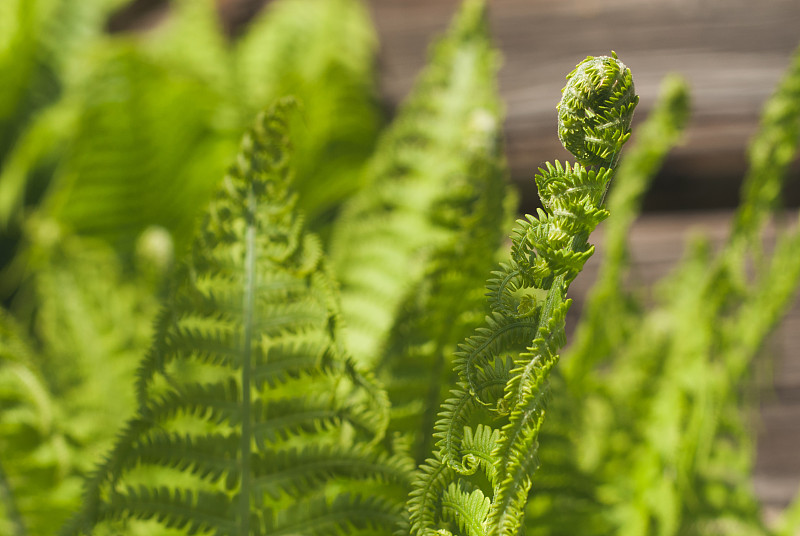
[[407, 53, 638, 536]]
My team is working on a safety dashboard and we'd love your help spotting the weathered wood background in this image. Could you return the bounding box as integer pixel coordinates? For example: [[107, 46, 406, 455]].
[[114, 0, 800, 517]]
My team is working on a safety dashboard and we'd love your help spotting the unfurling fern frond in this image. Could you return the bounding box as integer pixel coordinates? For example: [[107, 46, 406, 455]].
[[408, 53, 638, 536], [62, 100, 410, 536], [526, 45, 800, 536], [523, 74, 690, 536]]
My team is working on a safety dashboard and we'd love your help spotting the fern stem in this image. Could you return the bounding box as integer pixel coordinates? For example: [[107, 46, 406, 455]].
[[239, 186, 258, 534]]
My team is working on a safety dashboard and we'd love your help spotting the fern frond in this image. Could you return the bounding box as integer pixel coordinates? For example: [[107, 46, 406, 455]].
[[252, 444, 412, 501], [504, 299, 570, 409], [3, 0, 379, 269], [377, 105, 510, 462], [434, 385, 484, 474], [148, 0, 230, 91], [0, 99, 77, 228], [0, 308, 53, 536], [530, 45, 800, 536], [407, 51, 637, 536], [234, 0, 380, 232], [452, 313, 538, 405], [97, 486, 235, 535], [408, 454, 458, 536], [733, 41, 800, 241], [330, 0, 505, 367], [265, 493, 403, 536], [459, 425, 502, 486], [115, 431, 238, 485], [0, 230, 160, 533], [41, 43, 225, 252], [558, 51, 638, 169], [0, 0, 126, 162], [62, 101, 407, 536]]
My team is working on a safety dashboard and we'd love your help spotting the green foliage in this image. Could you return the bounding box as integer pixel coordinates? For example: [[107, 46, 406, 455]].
[[60, 101, 410, 536], [330, 0, 513, 470], [0, 0, 127, 162], [527, 43, 800, 536], [330, 0, 509, 367], [1, 1, 800, 535], [406, 52, 638, 536], [0, 0, 380, 254], [0, 231, 161, 534]]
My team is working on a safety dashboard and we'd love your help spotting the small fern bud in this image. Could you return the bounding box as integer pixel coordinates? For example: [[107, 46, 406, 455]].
[[557, 51, 638, 168]]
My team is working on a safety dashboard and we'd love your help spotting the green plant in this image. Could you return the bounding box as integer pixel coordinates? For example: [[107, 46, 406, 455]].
[[0, 0, 380, 259], [2, 1, 800, 535], [405, 50, 638, 536], [58, 99, 411, 536]]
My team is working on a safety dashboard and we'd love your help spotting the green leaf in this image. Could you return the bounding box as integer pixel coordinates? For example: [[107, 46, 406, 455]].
[[62, 101, 408, 536]]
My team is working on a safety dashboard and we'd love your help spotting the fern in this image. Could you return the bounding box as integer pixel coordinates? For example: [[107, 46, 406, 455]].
[[407, 52, 638, 536], [330, 0, 508, 367], [0, 0, 127, 220], [0, 228, 160, 534], [0, 0, 379, 256], [0, 308, 56, 536], [368, 0, 513, 465], [60, 101, 410, 536], [523, 74, 691, 536], [2, 1, 799, 533], [526, 43, 800, 536]]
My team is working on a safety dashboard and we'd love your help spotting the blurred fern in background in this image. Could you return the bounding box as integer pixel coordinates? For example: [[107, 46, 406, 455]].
[[0, 0, 380, 259]]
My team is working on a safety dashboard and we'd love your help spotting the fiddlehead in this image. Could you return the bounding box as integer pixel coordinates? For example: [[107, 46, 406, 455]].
[[407, 53, 637, 536], [558, 52, 638, 170]]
